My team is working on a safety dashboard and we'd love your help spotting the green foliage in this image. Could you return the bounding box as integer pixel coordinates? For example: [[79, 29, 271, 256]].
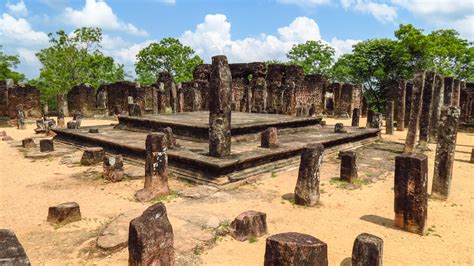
[[287, 40, 335, 75], [135, 38, 203, 85], [0, 46, 25, 82]]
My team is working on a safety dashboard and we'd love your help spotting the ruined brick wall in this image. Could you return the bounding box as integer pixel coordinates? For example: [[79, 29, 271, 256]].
[[99, 81, 145, 115], [266, 64, 304, 115], [300, 74, 327, 114], [181, 81, 202, 112], [0, 80, 8, 117], [325, 83, 342, 114], [141, 85, 155, 114], [463, 82, 474, 122], [67, 84, 96, 117], [6, 83, 41, 118], [193, 64, 211, 110], [228, 63, 267, 112]]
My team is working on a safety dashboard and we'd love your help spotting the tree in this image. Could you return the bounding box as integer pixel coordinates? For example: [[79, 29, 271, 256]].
[[286, 40, 335, 75], [0, 46, 25, 82], [135, 38, 203, 84]]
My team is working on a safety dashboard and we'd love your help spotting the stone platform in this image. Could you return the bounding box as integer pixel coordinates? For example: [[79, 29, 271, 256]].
[[53, 112, 380, 186]]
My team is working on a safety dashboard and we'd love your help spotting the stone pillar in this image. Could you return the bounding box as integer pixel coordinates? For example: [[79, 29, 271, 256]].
[[394, 153, 428, 235], [432, 106, 461, 200], [209, 55, 232, 158], [340, 151, 357, 183], [419, 72, 435, 145], [103, 155, 124, 182], [428, 74, 444, 143], [404, 72, 425, 153], [176, 83, 183, 113], [404, 81, 413, 128], [128, 203, 174, 266], [452, 79, 461, 106], [367, 110, 382, 129], [0, 230, 31, 265], [135, 133, 169, 202], [40, 139, 54, 152], [261, 127, 279, 148], [22, 138, 36, 148], [352, 233, 383, 266], [396, 80, 406, 131], [80, 147, 105, 166], [351, 108, 360, 127], [163, 127, 177, 149], [47, 202, 81, 225], [444, 77, 454, 106], [229, 210, 268, 241], [470, 148, 474, 164], [158, 82, 166, 114], [294, 143, 324, 206], [386, 101, 394, 134], [128, 103, 142, 117], [264, 232, 328, 266], [152, 86, 159, 115], [170, 82, 177, 113]]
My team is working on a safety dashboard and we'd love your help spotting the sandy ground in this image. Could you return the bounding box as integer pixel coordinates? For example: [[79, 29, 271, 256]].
[[0, 117, 473, 265]]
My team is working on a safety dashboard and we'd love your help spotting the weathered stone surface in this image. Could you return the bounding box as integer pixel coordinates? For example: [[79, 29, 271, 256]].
[[261, 127, 279, 148], [444, 77, 454, 106], [0, 131, 6, 137], [128, 203, 174, 266], [470, 148, 474, 164], [16, 104, 25, 129], [103, 155, 124, 182], [97, 209, 141, 251], [404, 81, 413, 128], [352, 108, 360, 127], [229, 210, 267, 241], [264, 232, 328, 266], [163, 127, 177, 149], [396, 80, 406, 131], [404, 72, 425, 153], [352, 233, 383, 266], [2, 135, 13, 141], [67, 84, 96, 117], [39, 139, 54, 152], [367, 110, 382, 129], [294, 143, 324, 206], [128, 103, 142, 117], [209, 55, 232, 158], [334, 123, 347, 133], [47, 202, 81, 225], [80, 147, 105, 166], [386, 101, 394, 135], [394, 153, 428, 235], [432, 106, 460, 200], [340, 151, 357, 183], [452, 79, 461, 106], [0, 229, 31, 265], [22, 138, 36, 148], [89, 128, 99, 133], [428, 74, 444, 143], [419, 72, 435, 145]]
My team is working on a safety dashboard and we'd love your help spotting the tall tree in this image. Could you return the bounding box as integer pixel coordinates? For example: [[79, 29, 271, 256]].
[[135, 38, 203, 84], [0, 46, 25, 82], [286, 40, 335, 75]]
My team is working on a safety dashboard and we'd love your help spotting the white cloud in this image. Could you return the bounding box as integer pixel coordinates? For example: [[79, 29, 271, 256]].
[[6, 1, 28, 17], [341, 0, 397, 23], [62, 0, 148, 36], [0, 13, 49, 45], [330, 37, 360, 57], [158, 0, 176, 4], [277, 0, 330, 8]]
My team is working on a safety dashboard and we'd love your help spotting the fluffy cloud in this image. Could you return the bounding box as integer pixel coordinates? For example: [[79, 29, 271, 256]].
[[6, 1, 28, 17], [62, 0, 148, 36], [329, 37, 360, 57], [277, 0, 330, 8], [341, 0, 397, 23], [0, 14, 49, 45]]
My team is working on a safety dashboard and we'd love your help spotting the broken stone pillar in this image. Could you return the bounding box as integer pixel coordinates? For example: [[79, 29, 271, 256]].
[[0, 229, 31, 265], [163, 127, 177, 149], [22, 138, 36, 148], [264, 232, 328, 266], [176, 83, 183, 113], [404, 72, 425, 153], [261, 127, 279, 148], [352, 233, 383, 266], [209, 55, 232, 158], [470, 148, 474, 164], [128, 203, 174, 266], [135, 133, 169, 202], [89, 128, 99, 133], [394, 153, 428, 235], [309, 104, 316, 116], [386, 101, 394, 135], [340, 151, 357, 183], [428, 74, 445, 143], [128, 103, 142, 117], [16, 104, 25, 129], [351, 108, 360, 127], [103, 155, 124, 182], [444, 77, 454, 106], [396, 80, 407, 131], [114, 104, 122, 115], [47, 202, 82, 225], [334, 123, 347, 133], [404, 81, 413, 128], [170, 82, 177, 113], [367, 110, 382, 129], [294, 143, 324, 206], [452, 79, 461, 106], [57, 112, 65, 128], [229, 210, 268, 241], [432, 106, 461, 200], [80, 147, 105, 166], [419, 72, 435, 145], [39, 139, 54, 152]]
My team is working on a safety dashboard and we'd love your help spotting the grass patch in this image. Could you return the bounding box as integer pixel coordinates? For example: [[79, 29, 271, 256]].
[[193, 245, 203, 256], [150, 190, 178, 204], [329, 177, 369, 189], [248, 236, 258, 243], [271, 171, 278, 178]]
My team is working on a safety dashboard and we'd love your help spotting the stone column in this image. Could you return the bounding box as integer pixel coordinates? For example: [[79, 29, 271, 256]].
[[128, 203, 174, 266], [170, 82, 177, 113], [428, 74, 444, 143], [152, 86, 159, 115], [209, 55, 232, 158], [351, 108, 360, 127], [40, 139, 54, 152], [404, 72, 425, 153], [158, 82, 166, 114], [340, 151, 357, 183], [176, 83, 183, 113], [470, 148, 474, 164], [352, 233, 383, 266], [404, 81, 413, 128], [294, 143, 324, 206], [396, 80, 406, 131], [229, 210, 268, 241], [261, 127, 279, 148], [386, 101, 394, 134], [444, 77, 454, 106], [264, 232, 327, 266], [452, 79, 461, 106], [432, 106, 461, 200], [394, 153, 428, 235], [0, 230, 31, 265], [419, 72, 435, 145]]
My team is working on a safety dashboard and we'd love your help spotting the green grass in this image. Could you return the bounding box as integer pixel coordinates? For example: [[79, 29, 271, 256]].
[[271, 171, 278, 178], [248, 236, 258, 243], [150, 190, 178, 204]]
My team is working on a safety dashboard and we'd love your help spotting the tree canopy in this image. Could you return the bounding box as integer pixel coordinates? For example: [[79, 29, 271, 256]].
[[0, 46, 25, 82], [286, 40, 335, 75]]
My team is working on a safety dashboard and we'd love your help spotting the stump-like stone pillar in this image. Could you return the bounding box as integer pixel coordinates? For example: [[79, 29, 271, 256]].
[[386, 101, 394, 135], [470, 148, 474, 164], [419, 72, 435, 145], [103, 155, 124, 182], [135, 133, 169, 202], [396, 80, 406, 131], [351, 108, 360, 127], [89, 128, 99, 133], [452, 79, 461, 106], [394, 153, 428, 235], [334, 123, 347, 133], [404, 81, 413, 128], [428, 74, 444, 143], [261, 127, 279, 148], [352, 233, 383, 266], [432, 106, 461, 200], [39, 139, 54, 152], [294, 143, 324, 206], [80, 147, 105, 166], [229, 210, 268, 241], [128, 203, 174, 266], [22, 138, 36, 148], [47, 202, 82, 225], [367, 110, 382, 129], [163, 127, 177, 149], [0, 229, 31, 265], [340, 151, 357, 183], [404, 72, 425, 153], [444, 77, 454, 106], [264, 232, 328, 266], [209, 55, 232, 158], [128, 103, 142, 117]]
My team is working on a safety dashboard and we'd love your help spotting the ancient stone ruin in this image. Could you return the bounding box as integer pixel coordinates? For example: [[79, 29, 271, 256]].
[[294, 143, 324, 206], [352, 233, 383, 266], [0, 229, 31, 265], [229, 210, 268, 241], [47, 202, 82, 225]]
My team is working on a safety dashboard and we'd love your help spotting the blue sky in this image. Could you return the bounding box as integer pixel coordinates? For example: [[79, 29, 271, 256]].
[[1, 0, 473, 79]]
